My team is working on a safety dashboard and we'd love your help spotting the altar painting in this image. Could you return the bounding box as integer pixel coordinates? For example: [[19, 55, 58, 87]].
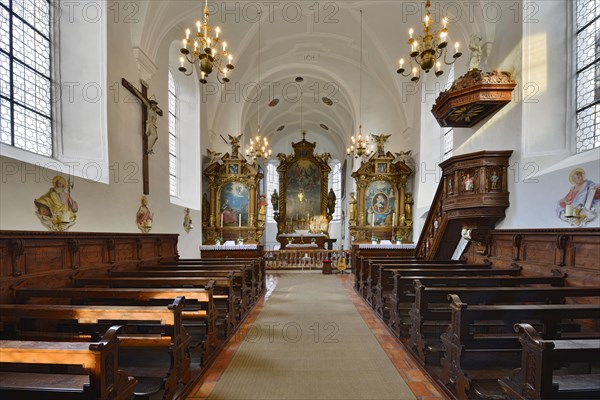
[[365, 180, 395, 226], [219, 182, 249, 226], [285, 159, 321, 219]]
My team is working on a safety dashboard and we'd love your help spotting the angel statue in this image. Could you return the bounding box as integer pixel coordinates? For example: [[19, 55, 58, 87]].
[[468, 34, 483, 71], [228, 134, 243, 158], [394, 150, 412, 164], [206, 149, 222, 164], [371, 133, 391, 156]]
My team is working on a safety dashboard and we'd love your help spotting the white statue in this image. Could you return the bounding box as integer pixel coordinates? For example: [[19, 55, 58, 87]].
[[468, 34, 483, 71]]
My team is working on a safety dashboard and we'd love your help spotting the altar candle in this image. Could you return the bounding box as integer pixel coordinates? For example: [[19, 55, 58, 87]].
[[220, 213, 223, 227], [393, 212, 396, 227], [371, 214, 375, 227], [239, 214, 242, 227], [565, 204, 574, 217]]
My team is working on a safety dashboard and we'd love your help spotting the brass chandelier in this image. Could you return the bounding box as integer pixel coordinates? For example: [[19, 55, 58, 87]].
[[245, 11, 271, 161], [179, 0, 234, 84], [347, 10, 374, 159], [396, 0, 462, 82]]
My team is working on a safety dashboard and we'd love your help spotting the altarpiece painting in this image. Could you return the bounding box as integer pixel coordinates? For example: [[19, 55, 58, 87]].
[[274, 133, 332, 248]]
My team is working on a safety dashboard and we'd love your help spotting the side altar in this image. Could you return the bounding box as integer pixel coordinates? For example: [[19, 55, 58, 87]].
[[202, 136, 265, 245], [350, 134, 413, 243]]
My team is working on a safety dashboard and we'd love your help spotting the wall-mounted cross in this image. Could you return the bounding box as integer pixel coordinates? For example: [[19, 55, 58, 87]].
[[121, 78, 163, 195]]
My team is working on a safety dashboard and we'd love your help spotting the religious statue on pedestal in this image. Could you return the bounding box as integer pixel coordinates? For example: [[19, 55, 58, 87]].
[[349, 192, 357, 224], [327, 188, 337, 219], [136, 196, 153, 233], [468, 34, 483, 71]]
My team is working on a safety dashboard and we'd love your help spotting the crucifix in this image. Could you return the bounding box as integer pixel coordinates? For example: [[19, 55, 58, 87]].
[[121, 78, 163, 195]]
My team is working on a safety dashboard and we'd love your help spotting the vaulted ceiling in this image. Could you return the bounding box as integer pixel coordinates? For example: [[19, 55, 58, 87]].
[[131, 1, 492, 159]]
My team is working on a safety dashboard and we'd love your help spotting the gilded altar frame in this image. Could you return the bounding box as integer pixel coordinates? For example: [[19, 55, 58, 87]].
[[274, 136, 331, 240], [202, 152, 264, 244], [350, 151, 413, 243]]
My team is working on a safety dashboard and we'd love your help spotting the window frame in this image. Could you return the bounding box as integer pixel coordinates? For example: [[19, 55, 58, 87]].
[[574, 0, 599, 153], [1, 0, 54, 157], [328, 160, 342, 221], [168, 70, 180, 198]]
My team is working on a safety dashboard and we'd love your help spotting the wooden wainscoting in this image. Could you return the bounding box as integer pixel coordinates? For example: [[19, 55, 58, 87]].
[[463, 228, 600, 287], [0, 231, 178, 303]]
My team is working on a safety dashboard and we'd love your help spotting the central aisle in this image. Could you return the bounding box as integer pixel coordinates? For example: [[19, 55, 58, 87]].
[[206, 273, 416, 400]]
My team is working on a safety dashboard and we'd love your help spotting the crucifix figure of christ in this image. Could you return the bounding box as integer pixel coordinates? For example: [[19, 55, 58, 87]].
[[121, 78, 163, 195]]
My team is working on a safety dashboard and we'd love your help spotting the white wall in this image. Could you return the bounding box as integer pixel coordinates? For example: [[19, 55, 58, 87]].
[[0, 6, 202, 257]]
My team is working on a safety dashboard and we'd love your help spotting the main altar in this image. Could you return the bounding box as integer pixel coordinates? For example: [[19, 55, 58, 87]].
[[272, 132, 334, 249]]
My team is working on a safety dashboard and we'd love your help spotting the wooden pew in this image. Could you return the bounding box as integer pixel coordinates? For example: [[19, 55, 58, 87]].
[[409, 282, 600, 364], [355, 256, 467, 294], [440, 294, 600, 400], [0, 325, 137, 400], [0, 298, 190, 400], [386, 272, 567, 337], [363, 261, 490, 303], [499, 323, 600, 400], [73, 276, 240, 334], [14, 286, 218, 364], [367, 264, 520, 312], [135, 265, 257, 307], [157, 258, 265, 294]]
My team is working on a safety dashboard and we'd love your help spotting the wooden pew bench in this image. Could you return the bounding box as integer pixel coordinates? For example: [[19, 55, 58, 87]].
[[0, 325, 137, 400], [368, 265, 520, 319], [499, 323, 600, 400], [0, 298, 190, 400], [132, 266, 256, 310], [74, 276, 240, 335], [386, 272, 567, 337], [14, 286, 218, 365], [156, 258, 265, 295], [439, 295, 600, 400], [409, 282, 600, 364], [354, 257, 468, 298], [365, 260, 489, 302]]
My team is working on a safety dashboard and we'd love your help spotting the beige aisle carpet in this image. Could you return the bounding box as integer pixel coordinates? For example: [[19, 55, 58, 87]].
[[207, 273, 416, 400]]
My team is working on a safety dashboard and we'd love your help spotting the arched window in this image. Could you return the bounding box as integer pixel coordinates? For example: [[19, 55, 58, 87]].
[[1, 0, 53, 156], [266, 162, 279, 222], [168, 71, 179, 197], [575, 0, 599, 153], [328, 160, 341, 221]]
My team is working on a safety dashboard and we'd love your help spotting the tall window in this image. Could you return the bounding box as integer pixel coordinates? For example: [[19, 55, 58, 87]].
[[328, 161, 341, 221], [575, 0, 599, 153], [442, 128, 454, 161], [0, 0, 53, 156], [266, 162, 279, 222], [168, 71, 179, 196], [441, 65, 454, 160]]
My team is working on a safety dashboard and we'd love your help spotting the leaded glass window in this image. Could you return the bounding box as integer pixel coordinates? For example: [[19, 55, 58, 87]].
[[442, 65, 454, 161], [168, 71, 179, 196], [0, 0, 53, 156], [266, 162, 279, 222], [575, 0, 600, 153], [328, 161, 341, 221]]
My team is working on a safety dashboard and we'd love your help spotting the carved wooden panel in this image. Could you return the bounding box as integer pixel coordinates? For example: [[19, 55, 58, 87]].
[[141, 241, 157, 259], [464, 229, 600, 291], [79, 243, 107, 267], [0, 231, 178, 303], [115, 242, 136, 262], [24, 245, 67, 274]]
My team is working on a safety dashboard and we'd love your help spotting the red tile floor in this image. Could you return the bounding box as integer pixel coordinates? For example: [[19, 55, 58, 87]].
[[187, 273, 449, 400]]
